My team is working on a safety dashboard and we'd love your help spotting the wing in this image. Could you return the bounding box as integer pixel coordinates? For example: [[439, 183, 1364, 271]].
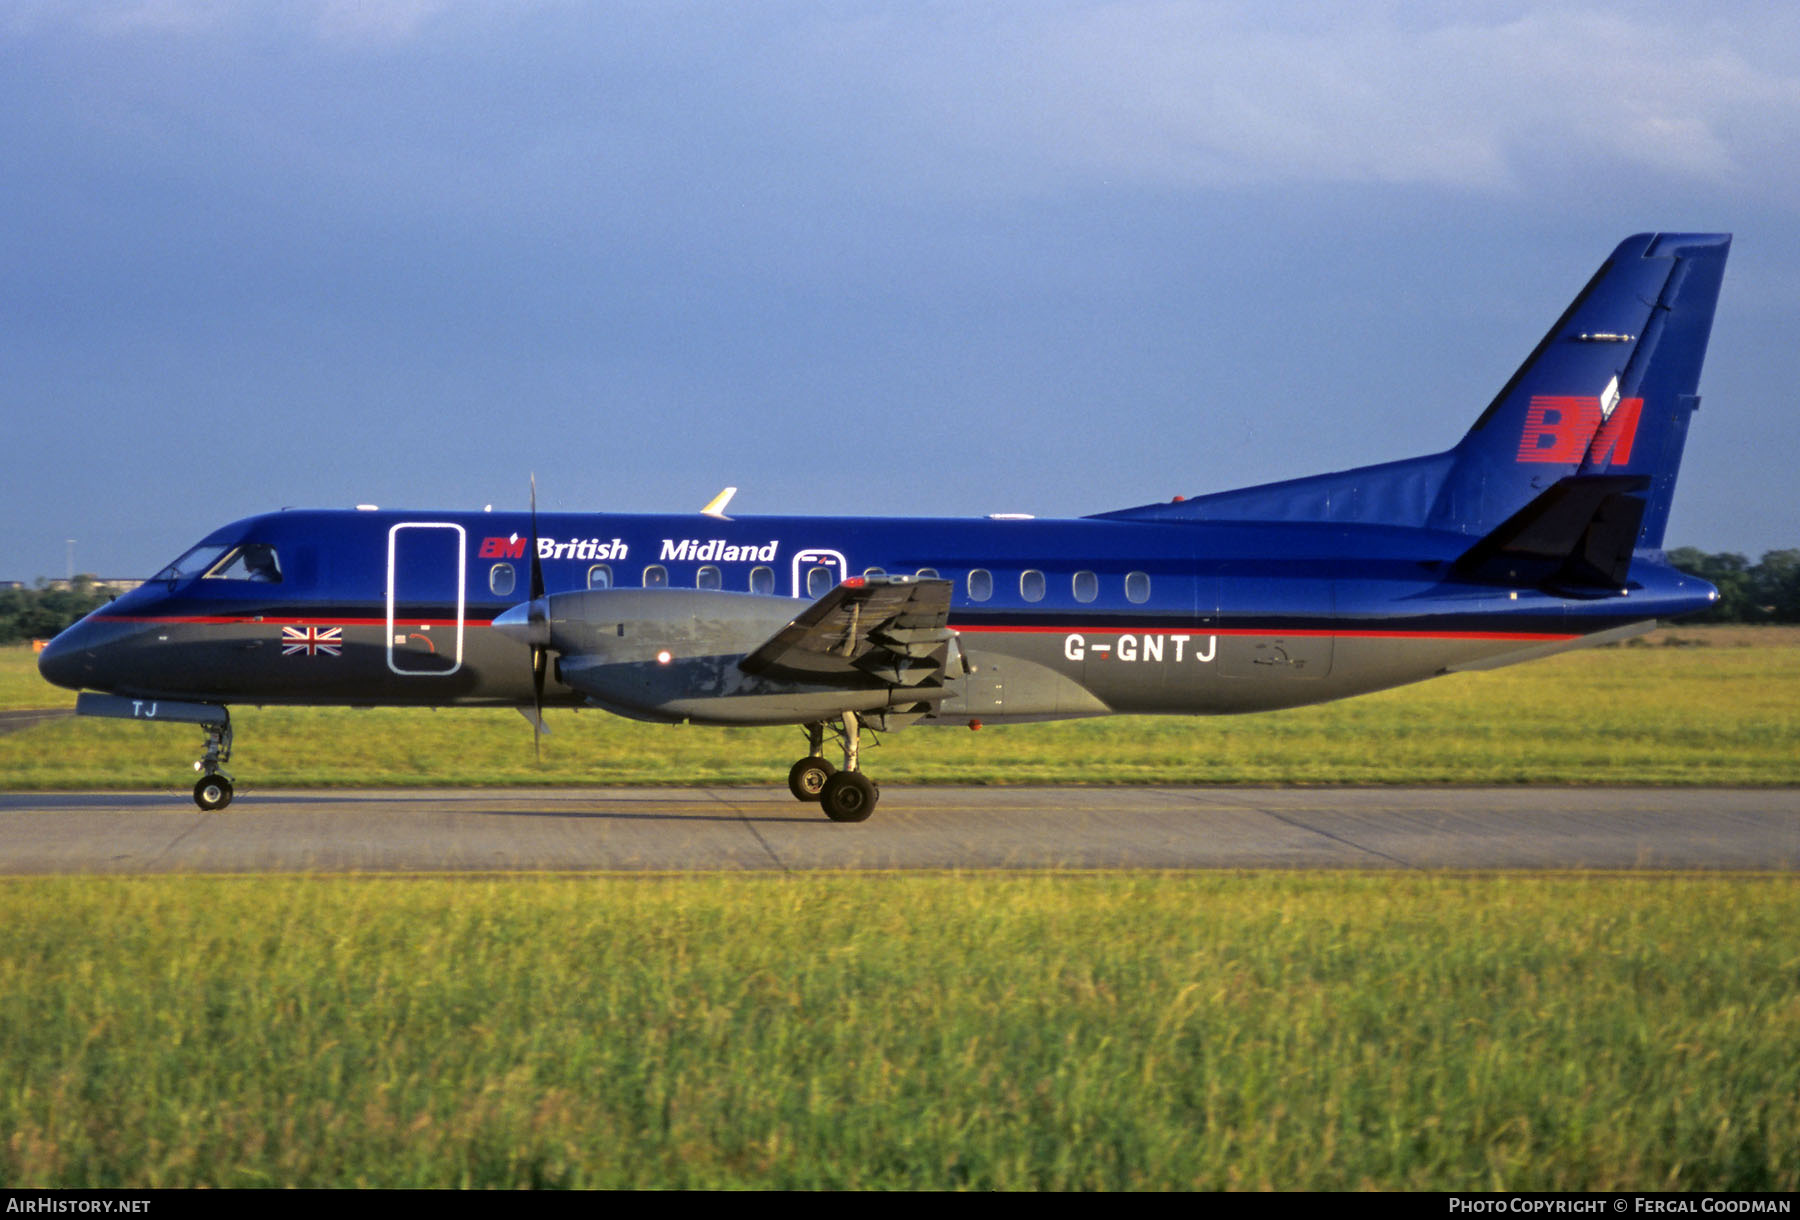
[[739, 576, 961, 726]]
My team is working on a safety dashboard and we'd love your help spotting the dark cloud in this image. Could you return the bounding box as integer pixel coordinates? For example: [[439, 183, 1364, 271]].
[[3, 2, 1796, 577]]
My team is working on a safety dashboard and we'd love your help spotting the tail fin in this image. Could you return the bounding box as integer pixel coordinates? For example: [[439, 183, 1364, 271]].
[[1091, 232, 1730, 549], [1428, 232, 1730, 549]]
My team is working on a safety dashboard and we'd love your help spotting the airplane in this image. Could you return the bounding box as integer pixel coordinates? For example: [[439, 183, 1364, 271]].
[[37, 232, 1731, 822]]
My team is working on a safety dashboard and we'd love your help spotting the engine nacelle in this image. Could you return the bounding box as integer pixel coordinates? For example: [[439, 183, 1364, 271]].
[[500, 587, 901, 724]]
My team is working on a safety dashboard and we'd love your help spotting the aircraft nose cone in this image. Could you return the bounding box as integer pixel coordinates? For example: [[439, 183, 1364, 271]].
[[36, 623, 94, 691]]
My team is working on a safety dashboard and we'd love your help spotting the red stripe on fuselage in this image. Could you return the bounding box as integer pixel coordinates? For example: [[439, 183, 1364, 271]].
[[91, 615, 491, 627], [89, 615, 1573, 642]]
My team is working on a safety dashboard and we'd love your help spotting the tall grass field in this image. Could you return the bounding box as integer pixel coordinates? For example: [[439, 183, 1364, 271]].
[[5, 632, 1796, 1190], [1, 873, 1795, 1190], [3, 628, 1798, 787]]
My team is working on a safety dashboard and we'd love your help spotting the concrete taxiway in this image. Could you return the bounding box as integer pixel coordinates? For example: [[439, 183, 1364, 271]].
[[1, 786, 1796, 873]]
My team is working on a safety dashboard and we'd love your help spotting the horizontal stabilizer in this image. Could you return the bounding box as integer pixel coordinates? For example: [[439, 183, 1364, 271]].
[[1451, 474, 1648, 591]]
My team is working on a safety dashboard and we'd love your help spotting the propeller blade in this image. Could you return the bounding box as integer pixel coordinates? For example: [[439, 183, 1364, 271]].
[[529, 473, 546, 602], [532, 648, 545, 764], [529, 474, 547, 762]]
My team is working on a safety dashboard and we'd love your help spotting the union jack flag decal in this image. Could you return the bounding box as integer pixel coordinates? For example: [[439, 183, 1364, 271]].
[[281, 626, 343, 657]]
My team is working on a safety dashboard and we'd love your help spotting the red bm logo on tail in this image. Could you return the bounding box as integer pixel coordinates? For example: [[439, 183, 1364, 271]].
[[1516, 395, 1642, 466]]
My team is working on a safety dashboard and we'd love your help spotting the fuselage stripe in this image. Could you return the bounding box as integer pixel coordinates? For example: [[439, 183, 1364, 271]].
[[90, 613, 1574, 642], [92, 615, 490, 628], [955, 624, 1578, 642]]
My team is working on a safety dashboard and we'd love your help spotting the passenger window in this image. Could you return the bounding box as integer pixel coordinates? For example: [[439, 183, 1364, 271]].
[[916, 568, 939, 580], [967, 569, 993, 602], [807, 566, 834, 598], [1073, 571, 1098, 603], [697, 565, 722, 591], [643, 565, 668, 588], [1125, 571, 1151, 604], [749, 566, 775, 595], [205, 543, 283, 583], [587, 564, 612, 590], [489, 563, 516, 596], [1020, 570, 1046, 602]]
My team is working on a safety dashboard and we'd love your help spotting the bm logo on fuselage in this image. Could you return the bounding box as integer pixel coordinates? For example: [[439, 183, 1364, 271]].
[[479, 536, 630, 561]]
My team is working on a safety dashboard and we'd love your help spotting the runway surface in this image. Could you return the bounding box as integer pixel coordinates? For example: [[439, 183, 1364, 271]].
[[0, 708, 73, 736], [2, 786, 1797, 873]]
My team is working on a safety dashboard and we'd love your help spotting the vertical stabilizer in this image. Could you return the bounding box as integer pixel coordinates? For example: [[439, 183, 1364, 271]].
[[1427, 233, 1730, 548]]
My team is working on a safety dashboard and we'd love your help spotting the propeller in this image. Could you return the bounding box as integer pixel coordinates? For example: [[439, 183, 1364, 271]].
[[490, 476, 555, 759], [528, 474, 548, 762]]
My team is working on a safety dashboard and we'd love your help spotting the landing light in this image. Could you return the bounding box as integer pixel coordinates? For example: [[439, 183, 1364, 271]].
[[656, 649, 673, 665]]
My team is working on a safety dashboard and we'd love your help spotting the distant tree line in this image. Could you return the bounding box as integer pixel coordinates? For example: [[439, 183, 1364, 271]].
[[0, 577, 114, 646], [1, 551, 1796, 646], [1665, 548, 1800, 624]]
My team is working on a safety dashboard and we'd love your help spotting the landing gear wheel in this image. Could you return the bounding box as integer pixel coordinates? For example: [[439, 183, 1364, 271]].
[[788, 756, 837, 802], [820, 771, 877, 823], [194, 774, 234, 811]]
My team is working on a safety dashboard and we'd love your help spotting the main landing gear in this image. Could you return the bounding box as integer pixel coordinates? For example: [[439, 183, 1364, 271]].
[[192, 713, 234, 811], [787, 714, 878, 823]]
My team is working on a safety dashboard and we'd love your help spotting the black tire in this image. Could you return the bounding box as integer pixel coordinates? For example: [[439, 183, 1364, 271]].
[[194, 775, 234, 812], [819, 771, 877, 823], [787, 755, 836, 802]]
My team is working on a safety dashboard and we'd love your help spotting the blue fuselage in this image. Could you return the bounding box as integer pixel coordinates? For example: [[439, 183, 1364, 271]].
[[39, 507, 1717, 724]]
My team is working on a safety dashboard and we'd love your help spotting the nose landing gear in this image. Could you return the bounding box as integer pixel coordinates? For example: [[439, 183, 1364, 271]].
[[67, 694, 241, 812], [192, 714, 234, 811]]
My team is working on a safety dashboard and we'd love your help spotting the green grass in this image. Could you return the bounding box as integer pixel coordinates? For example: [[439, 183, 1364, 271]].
[[8, 634, 1797, 1190], [1, 873, 1794, 1189], [4, 636, 1798, 787], [1, 645, 71, 710]]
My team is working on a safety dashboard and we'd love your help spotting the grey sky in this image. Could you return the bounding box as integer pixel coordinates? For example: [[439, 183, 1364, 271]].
[[4, 1, 1797, 579]]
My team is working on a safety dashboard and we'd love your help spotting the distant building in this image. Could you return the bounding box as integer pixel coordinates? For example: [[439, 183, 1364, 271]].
[[3, 577, 143, 593]]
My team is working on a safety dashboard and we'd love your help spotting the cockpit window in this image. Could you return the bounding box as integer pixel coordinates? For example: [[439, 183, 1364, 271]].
[[203, 544, 283, 583], [153, 543, 233, 584]]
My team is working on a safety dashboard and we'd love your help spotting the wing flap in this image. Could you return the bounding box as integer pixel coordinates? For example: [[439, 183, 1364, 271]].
[[739, 577, 957, 699]]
